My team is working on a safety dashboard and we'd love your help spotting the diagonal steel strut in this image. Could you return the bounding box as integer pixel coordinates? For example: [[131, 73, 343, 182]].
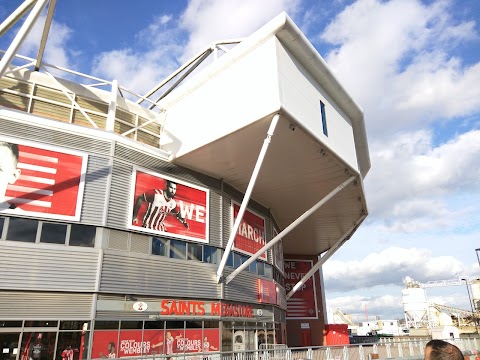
[[216, 114, 281, 283], [225, 175, 357, 284], [286, 212, 367, 299]]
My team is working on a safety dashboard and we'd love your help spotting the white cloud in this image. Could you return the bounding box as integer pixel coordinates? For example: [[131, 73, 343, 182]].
[[320, 0, 480, 137], [323, 246, 466, 292], [364, 129, 480, 231], [327, 294, 404, 320], [178, 0, 301, 62], [15, 15, 74, 71]]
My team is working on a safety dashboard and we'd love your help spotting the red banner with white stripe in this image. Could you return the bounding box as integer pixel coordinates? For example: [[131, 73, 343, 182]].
[[1, 137, 87, 220]]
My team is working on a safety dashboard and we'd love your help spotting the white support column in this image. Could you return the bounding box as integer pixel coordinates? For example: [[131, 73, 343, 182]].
[[286, 211, 366, 299], [0, 0, 36, 36], [226, 175, 357, 285], [216, 114, 280, 283], [106, 79, 118, 131], [0, 0, 49, 78]]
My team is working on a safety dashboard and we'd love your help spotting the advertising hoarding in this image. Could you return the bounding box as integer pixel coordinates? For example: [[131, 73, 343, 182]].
[[0, 136, 87, 220], [284, 259, 318, 319], [92, 328, 219, 358], [129, 167, 209, 243], [232, 202, 266, 259]]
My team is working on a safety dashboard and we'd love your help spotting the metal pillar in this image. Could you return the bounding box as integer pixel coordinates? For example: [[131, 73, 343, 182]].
[[0, 0, 49, 78], [216, 114, 280, 282], [286, 212, 366, 299], [226, 175, 357, 285]]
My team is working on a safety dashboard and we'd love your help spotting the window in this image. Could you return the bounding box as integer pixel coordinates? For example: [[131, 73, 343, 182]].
[[187, 243, 203, 261], [249, 261, 257, 273], [233, 253, 245, 269], [1, 217, 95, 247], [170, 239, 186, 260], [152, 237, 168, 256], [204, 246, 220, 264], [7, 217, 38, 242], [226, 253, 233, 267], [320, 100, 328, 136], [40, 222, 67, 244], [257, 262, 265, 276], [69, 224, 95, 247], [264, 264, 273, 278]]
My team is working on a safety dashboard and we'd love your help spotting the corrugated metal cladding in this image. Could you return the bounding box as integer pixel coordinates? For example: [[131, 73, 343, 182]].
[[107, 160, 132, 229], [223, 182, 269, 216], [208, 189, 223, 247], [273, 306, 286, 323], [222, 196, 231, 246], [223, 269, 260, 304], [276, 287, 287, 311], [114, 143, 221, 189], [106, 229, 150, 254], [0, 291, 93, 319], [100, 252, 222, 299], [0, 115, 111, 155], [0, 246, 99, 292], [80, 154, 112, 225]]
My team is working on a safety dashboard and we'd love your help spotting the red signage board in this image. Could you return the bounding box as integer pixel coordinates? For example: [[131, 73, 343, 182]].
[[257, 279, 277, 304], [0, 136, 87, 220], [158, 299, 254, 318], [284, 259, 318, 319], [232, 202, 266, 259], [129, 168, 209, 242], [92, 328, 219, 358]]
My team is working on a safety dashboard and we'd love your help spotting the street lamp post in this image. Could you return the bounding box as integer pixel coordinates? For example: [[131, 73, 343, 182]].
[[461, 277, 478, 334]]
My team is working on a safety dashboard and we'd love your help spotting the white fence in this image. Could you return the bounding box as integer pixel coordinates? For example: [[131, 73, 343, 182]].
[[101, 337, 480, 360]]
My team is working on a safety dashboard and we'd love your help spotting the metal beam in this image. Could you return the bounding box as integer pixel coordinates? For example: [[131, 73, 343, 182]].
[[0, 0, 49, 78], [34, 0, 57, 71], [225, 175, 357, 285], [139, 47, 213, 105], [216, 114, 280, 283], [0, 0, 36, 37], [286, 212, 366, 299]]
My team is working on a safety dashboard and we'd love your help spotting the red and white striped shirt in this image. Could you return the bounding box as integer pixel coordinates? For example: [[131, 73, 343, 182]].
[[141, 189, 177, 231]]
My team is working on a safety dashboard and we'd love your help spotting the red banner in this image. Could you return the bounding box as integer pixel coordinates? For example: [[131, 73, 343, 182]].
[[257, 279, 277, 304], [0, 137, 87, 220], [92, 329, 219, 358], [232, 203, 266, 259], [129, 168, 209, 242], [284, 259, 318, 319]]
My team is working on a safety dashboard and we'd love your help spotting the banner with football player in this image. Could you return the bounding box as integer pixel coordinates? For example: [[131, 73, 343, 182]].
[[129, 167, 209, 243]]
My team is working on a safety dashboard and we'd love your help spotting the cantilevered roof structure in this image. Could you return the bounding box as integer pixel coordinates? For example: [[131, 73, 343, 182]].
[[0, 1, 370, 291]]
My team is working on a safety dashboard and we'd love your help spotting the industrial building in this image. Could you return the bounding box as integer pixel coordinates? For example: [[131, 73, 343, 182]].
[[0, 1, 370, 359]]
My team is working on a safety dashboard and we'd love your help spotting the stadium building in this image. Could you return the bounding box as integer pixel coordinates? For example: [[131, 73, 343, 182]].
[[0, 2, 370, 359]]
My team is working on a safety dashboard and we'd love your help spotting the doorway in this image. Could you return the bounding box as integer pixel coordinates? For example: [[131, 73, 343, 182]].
[[300, 330, 311, 347]]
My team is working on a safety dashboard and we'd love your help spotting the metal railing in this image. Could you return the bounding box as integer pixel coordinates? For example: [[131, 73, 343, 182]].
[[91, 338, 480, 360]]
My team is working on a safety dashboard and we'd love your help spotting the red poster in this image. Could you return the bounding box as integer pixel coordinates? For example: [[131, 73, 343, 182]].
[[257, 279, 277, 304], [284, 259, 318, 319], [91, 331, 120, 359], [232, 202, 266, 259], [0, 137, 87, 220], [129, 168, 209, 242], [92, 329, 220, 358]]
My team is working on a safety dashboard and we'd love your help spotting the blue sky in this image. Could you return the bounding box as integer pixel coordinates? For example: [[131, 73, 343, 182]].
[[1, 0, 479, 321]]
